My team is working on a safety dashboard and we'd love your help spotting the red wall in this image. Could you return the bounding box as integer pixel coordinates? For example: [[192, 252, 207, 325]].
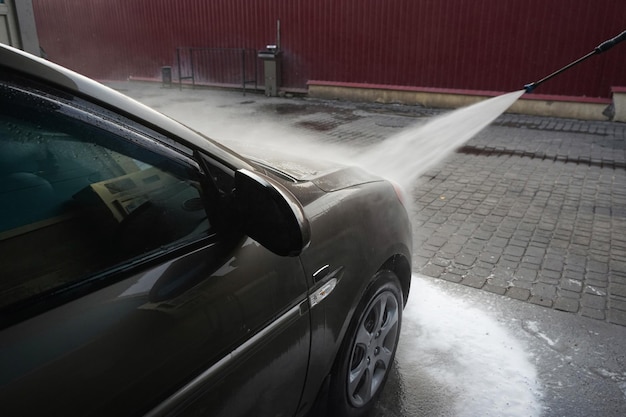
[[32, 0, 626, 98]]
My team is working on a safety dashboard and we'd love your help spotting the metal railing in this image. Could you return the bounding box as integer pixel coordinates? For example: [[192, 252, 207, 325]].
[[176, 47, 258, 94]]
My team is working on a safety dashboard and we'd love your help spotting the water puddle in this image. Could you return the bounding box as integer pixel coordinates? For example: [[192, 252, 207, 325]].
[[296, 120, 340, 132]]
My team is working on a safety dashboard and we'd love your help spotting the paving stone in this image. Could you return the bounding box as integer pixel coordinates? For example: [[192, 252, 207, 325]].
[[479, 252, 500, 264], [454, 254, 477, 267], [506, 287, 531, 301], [503, 254, 523, 263], [441, 243, 463, 254], [585, 273, 609, 284], [414, 248, 436, 258], [532, 282, 557, 300], [530, 296, 553, 308], [583, 279, 609, 290], [581, 293, 606, 310], [432, 257, 452, 268], [543, 258, 565, 272], [566, 254, 587, 268], [420, 263, 444, 278], [557, 288, 581, 299], [611, 260, 626, 274], [525, 246, 546, 258], [516, 268, 537, 282], [504, 246, 525, 257], [610, 283, 626, 298], [438, 252, 456, 261], [489, 236, 509, 248], [563, 268, 584, 280], [461, 274, 487, 289], [541, 268, 562, 278], [581, 307, 607, 321], [439, 272, 463, 283], [499, 258, 520, 270], [487, 275, 510, 288], [608, 309, 626, 326], [560, 278, 583, 293], [448, 234, 470, 245], [587, 260, 609, 274], [483, 284, 507, 295], [610, 297, 626, 312], [521, 257, 543, 267], [426, 236, 448, 248]]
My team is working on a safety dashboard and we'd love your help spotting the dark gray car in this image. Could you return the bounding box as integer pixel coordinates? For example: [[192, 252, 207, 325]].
[[0, 44, 412, 417]]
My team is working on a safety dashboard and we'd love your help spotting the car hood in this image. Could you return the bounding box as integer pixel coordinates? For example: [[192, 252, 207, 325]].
[[241, 148, 381, 193]]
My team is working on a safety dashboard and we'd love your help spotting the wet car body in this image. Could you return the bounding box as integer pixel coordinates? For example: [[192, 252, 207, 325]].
[[0, 44, 412, 417]]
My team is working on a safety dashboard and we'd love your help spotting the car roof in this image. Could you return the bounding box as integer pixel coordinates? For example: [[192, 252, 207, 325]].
[[0, 43, 250, 170]]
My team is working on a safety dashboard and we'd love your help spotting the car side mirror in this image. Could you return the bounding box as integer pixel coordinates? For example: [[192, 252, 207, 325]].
[[233, 169, 311, 256]]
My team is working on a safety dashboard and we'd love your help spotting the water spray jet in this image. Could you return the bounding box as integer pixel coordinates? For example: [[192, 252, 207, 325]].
[[524, 30, 626, 93]]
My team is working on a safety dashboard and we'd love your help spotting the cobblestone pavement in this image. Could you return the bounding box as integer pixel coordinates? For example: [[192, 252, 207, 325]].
[[251, 96, 626, 326], [120, 83, 626, 326]]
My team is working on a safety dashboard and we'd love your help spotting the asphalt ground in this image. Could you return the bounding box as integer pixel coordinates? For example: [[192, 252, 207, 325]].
[[115, 82, 626, 327]]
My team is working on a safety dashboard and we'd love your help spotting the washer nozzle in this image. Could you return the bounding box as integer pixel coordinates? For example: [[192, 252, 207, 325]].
[[524, 83, 536, 94]]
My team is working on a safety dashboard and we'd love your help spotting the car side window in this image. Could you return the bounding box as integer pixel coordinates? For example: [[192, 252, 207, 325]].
[[0, 81, 210, 311]]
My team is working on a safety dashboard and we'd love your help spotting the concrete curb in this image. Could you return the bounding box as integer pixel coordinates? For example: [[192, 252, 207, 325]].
[[307, 81, 620, 122]]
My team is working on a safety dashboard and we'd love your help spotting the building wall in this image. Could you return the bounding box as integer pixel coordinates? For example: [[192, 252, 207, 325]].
[[2, 0, 40, 54], [31, 0, 626, 98]]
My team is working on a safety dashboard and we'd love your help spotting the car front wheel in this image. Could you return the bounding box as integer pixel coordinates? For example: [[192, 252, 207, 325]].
[[329, 269, 403, 417]]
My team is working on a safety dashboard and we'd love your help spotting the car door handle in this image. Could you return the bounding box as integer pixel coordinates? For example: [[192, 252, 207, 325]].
[[312, 264, 330, 283]]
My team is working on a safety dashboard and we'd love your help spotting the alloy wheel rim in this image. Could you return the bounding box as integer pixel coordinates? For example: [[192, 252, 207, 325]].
[[346, 290, 399, 407]]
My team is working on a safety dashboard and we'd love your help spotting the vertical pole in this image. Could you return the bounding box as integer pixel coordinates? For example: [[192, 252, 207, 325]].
[[177, 48, 182, 90], [242, 49, 246, 95], [190, 48, 195, 88]]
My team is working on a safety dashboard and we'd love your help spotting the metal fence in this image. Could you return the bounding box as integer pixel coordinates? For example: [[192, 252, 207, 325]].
[[176, 47, 258, 94]]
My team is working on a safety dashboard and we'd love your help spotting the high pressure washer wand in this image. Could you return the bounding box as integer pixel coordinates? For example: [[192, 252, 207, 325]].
[[524, 29, 626, 93]]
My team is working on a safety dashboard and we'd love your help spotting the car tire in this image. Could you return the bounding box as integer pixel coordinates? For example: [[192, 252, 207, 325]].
[[328, 269, 403, 417]]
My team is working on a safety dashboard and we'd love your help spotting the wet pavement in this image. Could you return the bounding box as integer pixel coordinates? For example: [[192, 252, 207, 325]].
[[411, 119, 626, 324], [110, 81, 626, 415], [379, 274, 626, 417]]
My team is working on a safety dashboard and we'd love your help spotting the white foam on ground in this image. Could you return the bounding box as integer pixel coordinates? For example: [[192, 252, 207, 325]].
[[524, 320, 559, 348], [399, 276, 543, 417]]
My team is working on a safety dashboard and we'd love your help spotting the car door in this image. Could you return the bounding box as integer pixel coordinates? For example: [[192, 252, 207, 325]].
[[0, 73, 310, 416]]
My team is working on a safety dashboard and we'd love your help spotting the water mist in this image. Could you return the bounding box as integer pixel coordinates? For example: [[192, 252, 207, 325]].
[[353, 90, 525, 189]]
